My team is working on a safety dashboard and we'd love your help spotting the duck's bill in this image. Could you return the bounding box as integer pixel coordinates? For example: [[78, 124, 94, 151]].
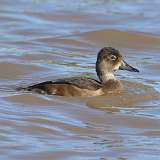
[[119, 61, 139, 72]]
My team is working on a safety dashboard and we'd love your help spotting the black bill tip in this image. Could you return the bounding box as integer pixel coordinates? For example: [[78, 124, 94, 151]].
[[130, 67, 139, 72]]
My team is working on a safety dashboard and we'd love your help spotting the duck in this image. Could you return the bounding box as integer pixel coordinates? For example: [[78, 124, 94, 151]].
[[24, 47, 139, 96]]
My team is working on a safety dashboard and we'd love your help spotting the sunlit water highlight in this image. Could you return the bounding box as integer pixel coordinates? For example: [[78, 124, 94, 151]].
[[0, 0, 160, 160]]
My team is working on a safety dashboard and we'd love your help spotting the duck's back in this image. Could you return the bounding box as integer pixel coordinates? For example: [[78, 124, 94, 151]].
[[53, 77, 102, 90]]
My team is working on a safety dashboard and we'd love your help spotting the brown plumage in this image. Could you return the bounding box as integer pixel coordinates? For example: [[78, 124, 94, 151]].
[[22, 47, 139, 97]]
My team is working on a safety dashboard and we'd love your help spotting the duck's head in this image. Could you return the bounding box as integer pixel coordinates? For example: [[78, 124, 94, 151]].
[[96, 47, 139, 82], [96, 47, 139, 73]]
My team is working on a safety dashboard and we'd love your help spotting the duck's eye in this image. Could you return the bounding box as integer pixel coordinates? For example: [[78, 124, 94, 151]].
[[109, 55, 117, 61]]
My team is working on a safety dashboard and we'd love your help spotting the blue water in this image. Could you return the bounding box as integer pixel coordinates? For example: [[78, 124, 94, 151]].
[[0, 0, 160, 160]]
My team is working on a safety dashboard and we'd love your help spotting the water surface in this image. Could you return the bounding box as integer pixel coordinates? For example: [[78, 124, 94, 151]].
[[0, 0, 160, 160]]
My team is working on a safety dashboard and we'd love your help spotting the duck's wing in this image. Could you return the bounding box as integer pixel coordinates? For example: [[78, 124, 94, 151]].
[[52, 77, 102, 90], [27, 77, 102, 92]]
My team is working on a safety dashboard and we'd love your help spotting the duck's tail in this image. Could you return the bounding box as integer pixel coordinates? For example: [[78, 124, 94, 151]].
[[16, 86, 29, 92], [16, 84, 48, 94]]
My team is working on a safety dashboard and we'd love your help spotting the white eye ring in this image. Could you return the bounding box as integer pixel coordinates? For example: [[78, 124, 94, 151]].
[[109, 55, 117, 61]]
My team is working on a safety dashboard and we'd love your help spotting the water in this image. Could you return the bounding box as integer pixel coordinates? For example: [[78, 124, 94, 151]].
[[0, 0, 160, 160]]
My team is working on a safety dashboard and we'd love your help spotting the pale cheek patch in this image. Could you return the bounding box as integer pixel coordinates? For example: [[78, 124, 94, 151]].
[[114, 62, 121, 70]]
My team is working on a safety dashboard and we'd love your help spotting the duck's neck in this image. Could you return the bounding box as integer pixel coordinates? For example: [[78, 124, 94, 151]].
[[96, 61, 116, 83], [97, 71, 116, 83]]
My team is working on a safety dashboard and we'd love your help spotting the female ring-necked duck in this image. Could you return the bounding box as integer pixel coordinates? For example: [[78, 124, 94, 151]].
[[24, 47, 139, 96]]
